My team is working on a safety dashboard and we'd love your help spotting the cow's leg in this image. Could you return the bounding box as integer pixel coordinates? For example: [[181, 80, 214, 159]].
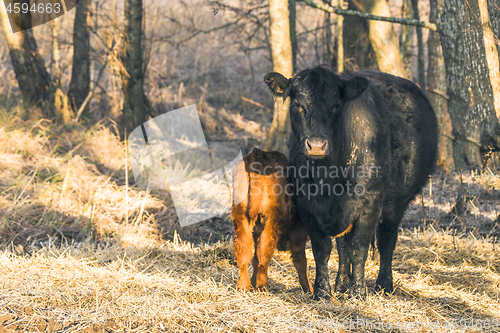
[[233, 213, 254, 291], [254, 220, 280, 291], [348, 196, 383, 299], [308, 226, 332, 300], [376, 206, 405, 293], [348, 229, 373, 299], [334, 236, 351, 294], [288, 225, 313, 293]]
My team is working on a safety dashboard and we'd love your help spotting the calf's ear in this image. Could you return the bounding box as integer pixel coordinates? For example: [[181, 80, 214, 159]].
[[264, 72, 291, 99], [341, 76, 369, 100]]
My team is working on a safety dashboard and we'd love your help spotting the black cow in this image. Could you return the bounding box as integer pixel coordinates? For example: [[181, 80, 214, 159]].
[[264, 66, 438, 299]]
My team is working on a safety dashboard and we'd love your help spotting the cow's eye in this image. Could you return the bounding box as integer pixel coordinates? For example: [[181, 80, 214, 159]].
[[292, 101, 303, 112]]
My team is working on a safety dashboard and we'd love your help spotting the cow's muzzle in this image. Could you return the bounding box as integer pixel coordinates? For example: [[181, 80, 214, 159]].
[[305, 137, 328, 157]]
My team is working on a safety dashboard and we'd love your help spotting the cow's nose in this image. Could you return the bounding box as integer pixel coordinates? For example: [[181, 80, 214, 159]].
[[305, 138, 328, 156]]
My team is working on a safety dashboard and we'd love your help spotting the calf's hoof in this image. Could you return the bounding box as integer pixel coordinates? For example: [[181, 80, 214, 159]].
[[301, 282, 313, 294], [254, 284, 269, 292], [236, 278, 251, 291]]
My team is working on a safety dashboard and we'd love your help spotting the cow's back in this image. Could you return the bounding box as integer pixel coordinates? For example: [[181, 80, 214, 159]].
[[350, 70, 439, 202]]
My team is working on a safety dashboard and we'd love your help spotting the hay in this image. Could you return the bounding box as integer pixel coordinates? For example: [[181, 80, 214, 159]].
[[0, 230, 499, 332], [1, 105, 500, 333]]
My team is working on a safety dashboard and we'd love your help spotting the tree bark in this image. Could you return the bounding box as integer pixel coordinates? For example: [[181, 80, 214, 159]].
[[264, 0, 293, 155], [324, 0, 333, 70], [121, 0, 149, 136], [399, 0, 413, 78], [411, 0, 425, 91], [427, 0, 453, 171], [337, 0, 344, 73], [488, 0, 499, 41], [51, 17, 71, 123], [289, 0, 297, 73], [440, 0, 499, 168], [68, 0, 91, 112], [0, 0, 52, 115], [363, 0, 407, 78], [478, 0, 500, 121]]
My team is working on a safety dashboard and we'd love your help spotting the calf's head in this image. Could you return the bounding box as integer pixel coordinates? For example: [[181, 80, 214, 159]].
[[264, 67, 368, 159]]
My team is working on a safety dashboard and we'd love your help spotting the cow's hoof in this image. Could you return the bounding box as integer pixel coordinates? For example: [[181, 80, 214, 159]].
[[375, 278, 393, 294], [334, 282, 349, 294], [334, 274, 350, 294], [348, 285, 367, 300], [312, 288, 331, 301]]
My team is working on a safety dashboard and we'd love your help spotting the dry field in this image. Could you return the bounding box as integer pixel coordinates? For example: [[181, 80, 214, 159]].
[[0, 103, 500, 332], [0, 227, 499, 332]]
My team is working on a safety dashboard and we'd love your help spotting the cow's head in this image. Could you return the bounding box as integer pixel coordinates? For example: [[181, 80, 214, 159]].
[[264, 66, 368, 159]]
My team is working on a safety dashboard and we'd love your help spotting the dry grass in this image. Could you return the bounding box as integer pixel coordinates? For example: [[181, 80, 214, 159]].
[[0, 99, 267, 250], [0, 229, 499, 332], [1, 106, 500, 332], [1, 107, 500, 332], [1, 0, 499, 330], [0, 107, 165, 248]]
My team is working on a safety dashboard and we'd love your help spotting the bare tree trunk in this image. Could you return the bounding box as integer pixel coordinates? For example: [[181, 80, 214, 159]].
[[51, 17, 71, 123], [399, 0, 413, 78], [121, 0, 149, 136], [440, 0, 498, 168], [337, 0, 344, 73], [68, 0, 91, 112], [0, 0, 52, 116], [427, 0, 453, 171], [264, 0, 293, 155], [289, 0, 297, 73], [363, 0, 406, 78], [479, 0, 500, 121], [411, 0, 425, 91], [324, 0, 333, 70]]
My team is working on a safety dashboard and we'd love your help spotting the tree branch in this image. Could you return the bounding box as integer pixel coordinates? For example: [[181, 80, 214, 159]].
[[300, 0, 437, 31]]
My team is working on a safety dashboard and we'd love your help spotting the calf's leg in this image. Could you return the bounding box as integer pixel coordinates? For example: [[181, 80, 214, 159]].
[[250, 242, 259, 288], [254, 219, 280, 291], [233, 213, 254, 291]]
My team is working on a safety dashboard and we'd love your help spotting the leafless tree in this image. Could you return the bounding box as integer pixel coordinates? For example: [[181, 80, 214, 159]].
[[264, 0, 293, 154], [120, 0, 151, 136], [440, 0, 500, 168], [68, 0, 91, 112], [0, 0, 53, 116], [363, 0, 406, 78], [427, 0, 453, 170]]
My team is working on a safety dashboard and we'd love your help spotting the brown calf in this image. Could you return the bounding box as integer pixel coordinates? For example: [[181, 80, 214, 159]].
[[231, 148, 312, 293]]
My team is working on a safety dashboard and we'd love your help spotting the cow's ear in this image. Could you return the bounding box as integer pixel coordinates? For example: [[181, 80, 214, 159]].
[[341, 76, 369, 100], [264, 72, 291, 98]]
